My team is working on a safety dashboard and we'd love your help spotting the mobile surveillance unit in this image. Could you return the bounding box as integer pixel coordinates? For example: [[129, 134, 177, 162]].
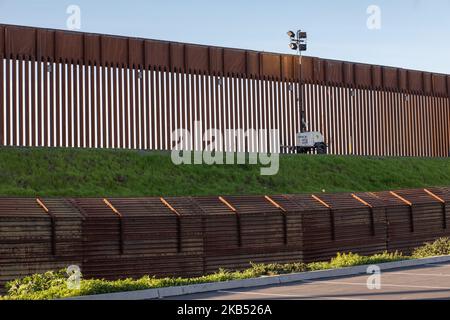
[[282, 30, 328, 155]]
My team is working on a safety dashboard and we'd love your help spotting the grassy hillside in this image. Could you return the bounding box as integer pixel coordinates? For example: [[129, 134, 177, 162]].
[[0, 147, 449, 197]]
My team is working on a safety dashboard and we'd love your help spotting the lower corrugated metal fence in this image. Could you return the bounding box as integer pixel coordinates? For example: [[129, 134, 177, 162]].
[[0, 187, 449, 293]]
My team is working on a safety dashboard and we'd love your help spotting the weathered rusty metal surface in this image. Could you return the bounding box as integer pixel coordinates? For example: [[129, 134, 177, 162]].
[[0, 23, 449, 156], [0, 188, 450, 292]]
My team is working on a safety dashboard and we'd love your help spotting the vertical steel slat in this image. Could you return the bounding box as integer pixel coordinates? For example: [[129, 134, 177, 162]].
[[12, 57, 18, 146], [150, 67, 156, 150], [161, 68, 168, 150], [231, 75, 237, 152], [124, 66, 130, 149], [391, 91, 397, 156], [117, 66, 123, 149], [334, 87, 340, 155], [214, 74, 220, 152], [404, 92, 409, 156], [437, 97, 443, 157], [386, 90, 392, 156], [380, 90, 386, 156], [55, 62, 61, 147], [281, 81, 287, 153], [100, 64, 106, 148], [336, 86, 342, 155], [18, 58, 24, 146], [140, 66, 146, 149], [440, 97, 447, 156], [0, 55, 4, 146], [251, 77, 257, 153], [221, 74, 227, 152], [241, 76, 247, 152], [401, 92, 406, 157], [84, 64, 90, 149], [314, 85, 320, 143], [256, 77, 262, 153], [399, 93, 406, 157], [421, 96, 432, 157], [327, 86, 333, 154], [411, 93, 417, 157], [367, 89, 372, 156], [187, 72, 193, 152], [145, 67, 151, 150], [73, 62, 79, 147], [432, 96, 438, 157], [364, 89, 370, 155], [24, 58, 31, 147], [78, 64, 84, 148], [337, 87, 344, 155], [292, 79, 299, 152], [139, 66, 145, 149], [392, 91, 397, 156], [49, 61, 54, 147], [61, 62, 67, 147], [107, 65, 113, 149], [416, 95, 426, 157], [43, 59, 49, 147], [90, 64, 96, 148], [354, 88, 360, 155], [429, 96, 434, 157], [203, 73, 208, 151], [349, 88, 355, 155], [5, 58, 10, 146], [95, 64, 101, 148], [68, 62, 74, 147], [287, 80, 294, 153], [264, 77, 270, 153], [180, 70, 186, 151], [283, 81, 290, 153], [30, 57, 38, 146], [341, 87, 348, 154], [208, 73, 214, 151], [292, 80, 297, 152], [164, 68, 173, 150], [363, 88, 368, 155], [414, 93, 420, 157], [278, 80, 284, 152], [355, 87, 364, 156], [268, 78, 274, 153], [190, 71, 197, 152], [369, 89, 375, 156]]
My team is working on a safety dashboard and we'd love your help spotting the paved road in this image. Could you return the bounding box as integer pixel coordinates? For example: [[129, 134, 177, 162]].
[[168, 262, 450, 300]]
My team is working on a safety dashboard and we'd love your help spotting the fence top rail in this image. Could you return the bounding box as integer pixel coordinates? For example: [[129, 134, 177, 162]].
[[0, 23, 449, 96]]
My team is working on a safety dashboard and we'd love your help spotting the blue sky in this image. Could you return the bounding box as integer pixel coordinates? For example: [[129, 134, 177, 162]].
[[1, 0, 449, 73]]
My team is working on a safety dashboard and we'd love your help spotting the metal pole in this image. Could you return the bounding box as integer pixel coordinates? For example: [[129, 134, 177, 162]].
[[298, 32, 306, 133], [299, 46, 306, 133]]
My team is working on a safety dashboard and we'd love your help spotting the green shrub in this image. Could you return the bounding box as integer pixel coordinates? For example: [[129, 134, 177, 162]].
[[307, 252, 406, 271], [0, 243, 443, 300], [412, 238, 450, 258]]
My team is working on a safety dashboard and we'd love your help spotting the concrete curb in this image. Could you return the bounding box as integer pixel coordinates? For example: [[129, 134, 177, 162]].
[[67, 255, 450, 300]]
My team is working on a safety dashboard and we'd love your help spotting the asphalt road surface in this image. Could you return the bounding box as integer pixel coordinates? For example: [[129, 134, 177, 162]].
[[168, 262, 450, 300]]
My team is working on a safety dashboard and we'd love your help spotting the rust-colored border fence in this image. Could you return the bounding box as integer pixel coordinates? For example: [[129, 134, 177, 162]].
[[1, 188, 449, 292], [1, 24, 449, 156]]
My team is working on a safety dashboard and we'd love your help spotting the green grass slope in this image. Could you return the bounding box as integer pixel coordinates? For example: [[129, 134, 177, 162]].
[[0, 147, 449, 197]]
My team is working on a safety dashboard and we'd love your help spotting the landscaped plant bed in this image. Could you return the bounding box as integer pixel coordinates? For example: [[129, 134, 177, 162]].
[[2, 238, 450, 300]]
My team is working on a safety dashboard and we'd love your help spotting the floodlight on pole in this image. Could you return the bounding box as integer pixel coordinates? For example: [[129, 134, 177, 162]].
[[287, 29, 308, 132]]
